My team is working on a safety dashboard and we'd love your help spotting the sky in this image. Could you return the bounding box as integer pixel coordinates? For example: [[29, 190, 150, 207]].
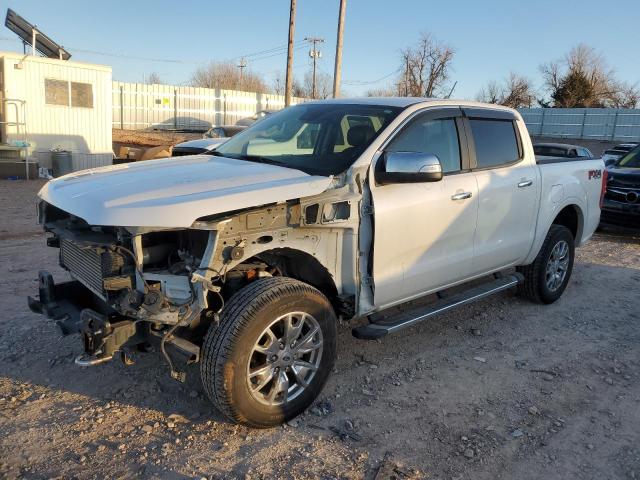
[[2, 0, 639, 99]]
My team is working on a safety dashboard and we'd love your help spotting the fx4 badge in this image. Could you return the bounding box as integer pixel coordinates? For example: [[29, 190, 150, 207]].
[[588, 169, 602, 180]]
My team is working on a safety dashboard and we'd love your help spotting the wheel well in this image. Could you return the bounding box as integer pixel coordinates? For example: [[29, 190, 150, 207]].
[[552, 205, 581, 239], [235, 248, 339, 312]]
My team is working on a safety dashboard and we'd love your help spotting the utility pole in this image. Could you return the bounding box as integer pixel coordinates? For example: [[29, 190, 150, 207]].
[[237, 57, 247, 90], [305, 37, 324, 99], [284, 0, 297, 106], [403, 54, 410, 96], [332, 0, 347, 98]]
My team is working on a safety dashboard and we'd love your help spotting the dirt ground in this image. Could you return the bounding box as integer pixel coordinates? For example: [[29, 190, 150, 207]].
[[1, 179, 639, 480], [112, 130, 201, 148]]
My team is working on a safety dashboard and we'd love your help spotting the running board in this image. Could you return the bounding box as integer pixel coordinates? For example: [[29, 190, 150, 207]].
[[352, 273, 523, 340]]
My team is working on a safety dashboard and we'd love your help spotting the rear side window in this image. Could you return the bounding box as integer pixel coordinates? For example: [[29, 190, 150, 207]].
[[469, 119, 520, 168]]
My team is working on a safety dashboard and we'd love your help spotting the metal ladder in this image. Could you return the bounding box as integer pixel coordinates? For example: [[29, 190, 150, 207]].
[[0, 98, 30, 179]]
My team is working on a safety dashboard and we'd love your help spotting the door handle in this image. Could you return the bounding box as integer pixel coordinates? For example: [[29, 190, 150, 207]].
[[518, 180, 533, 188], [451, 191, 473, 201]]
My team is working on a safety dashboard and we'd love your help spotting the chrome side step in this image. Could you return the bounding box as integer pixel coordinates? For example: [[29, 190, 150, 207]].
[[352, 273, 523, 340]]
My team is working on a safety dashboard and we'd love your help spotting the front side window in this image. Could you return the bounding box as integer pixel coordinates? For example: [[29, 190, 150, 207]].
[[469, 119, 520, 168], [214, 103, 401, 176], [386, 116, 461, 173]]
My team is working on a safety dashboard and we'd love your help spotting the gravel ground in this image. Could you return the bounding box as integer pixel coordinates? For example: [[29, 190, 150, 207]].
[[1, 179, 639, 480]]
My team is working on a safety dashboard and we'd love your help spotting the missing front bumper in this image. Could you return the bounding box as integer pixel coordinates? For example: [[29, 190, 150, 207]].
[[27, 271, 201, 374], [27, 271, 109, 335], [28, 271, 138, 364]]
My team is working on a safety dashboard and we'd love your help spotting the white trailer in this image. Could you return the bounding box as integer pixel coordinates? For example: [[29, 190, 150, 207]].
[[0, 51, 112, 176]]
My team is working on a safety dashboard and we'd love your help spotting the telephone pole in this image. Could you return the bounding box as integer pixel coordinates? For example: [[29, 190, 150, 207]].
[[332, 0, 347, 98], [305, 37, 324, 99], [237, 58, 247, 89], [284, 0, 297, 106]]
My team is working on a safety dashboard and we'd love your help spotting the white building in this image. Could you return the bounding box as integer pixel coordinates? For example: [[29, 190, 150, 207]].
[[0, 51, 112, 175]]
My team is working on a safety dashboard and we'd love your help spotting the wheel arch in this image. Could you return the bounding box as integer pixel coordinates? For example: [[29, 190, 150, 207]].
[[551, 203, 584, 241], [523, 200, 585, 265], [228, 247, 339, 314]]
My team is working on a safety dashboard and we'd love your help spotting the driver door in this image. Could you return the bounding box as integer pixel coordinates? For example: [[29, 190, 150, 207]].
[[370, 108, 479, 308]]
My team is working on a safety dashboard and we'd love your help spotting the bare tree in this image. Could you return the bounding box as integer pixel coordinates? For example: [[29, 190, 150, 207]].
[[146, 72, 162, 84], [272, 72, 285, 96], [399, 32, 455, 97], [477, 73, 536, 108], [301, 71, 333, 99], [365, 86, 398, 97], [540, 44, 639, 107], [190, 61, 268, 92], [609, 83, 640, 108], [476, 81, 502, 104]]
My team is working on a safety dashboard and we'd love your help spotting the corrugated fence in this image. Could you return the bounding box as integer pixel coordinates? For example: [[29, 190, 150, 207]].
[[112, 82, 306, 131], [518, 108, 640, 142]]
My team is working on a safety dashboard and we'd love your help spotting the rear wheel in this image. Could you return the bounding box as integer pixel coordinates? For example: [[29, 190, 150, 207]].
[[200, 277, 336, 428], [517, 225, 575, 304]]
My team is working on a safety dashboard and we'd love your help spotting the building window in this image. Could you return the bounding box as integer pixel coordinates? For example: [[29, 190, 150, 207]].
[[45, 79, 69, 106], [44, 79, 94, 108], [71, 82, 93, 108]]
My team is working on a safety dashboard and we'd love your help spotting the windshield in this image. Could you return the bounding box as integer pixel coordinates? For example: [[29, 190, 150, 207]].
[[214, 103, 402, 176], [617, 146, 640, 168]]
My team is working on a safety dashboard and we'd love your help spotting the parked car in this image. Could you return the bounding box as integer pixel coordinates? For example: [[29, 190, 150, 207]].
[[533, 142, 594, 159], [29, 98, 605, 428], [601, 145, 640, 228], [203, 125, 246, 139], [235, 110, 275, 127], [602, 149, 627, 166], [171, 138, 228, 157], [150, 117, 212, 133], [602, 143, 639, 167]]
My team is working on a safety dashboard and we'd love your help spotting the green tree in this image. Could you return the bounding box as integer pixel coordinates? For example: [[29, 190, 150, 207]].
[[552, 69, 596, 107]]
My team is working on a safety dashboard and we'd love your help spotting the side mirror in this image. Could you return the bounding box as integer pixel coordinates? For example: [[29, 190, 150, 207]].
[[376, 152, 443, 185]]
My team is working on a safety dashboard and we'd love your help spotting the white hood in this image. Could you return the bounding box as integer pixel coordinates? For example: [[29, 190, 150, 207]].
[[39, 155, 332, 228]]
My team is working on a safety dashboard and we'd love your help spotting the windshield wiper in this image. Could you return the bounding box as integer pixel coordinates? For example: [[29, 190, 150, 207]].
[[223, 154, 283, 166]]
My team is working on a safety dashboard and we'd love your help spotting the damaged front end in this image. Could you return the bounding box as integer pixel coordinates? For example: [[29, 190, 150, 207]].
[[28, 201, 217, 380]]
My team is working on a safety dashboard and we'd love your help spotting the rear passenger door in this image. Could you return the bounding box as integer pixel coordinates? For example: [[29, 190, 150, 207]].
[[464, 109, 540, 274]]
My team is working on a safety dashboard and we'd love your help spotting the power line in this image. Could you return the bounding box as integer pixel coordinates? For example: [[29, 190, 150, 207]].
[[0, 36, 300, 66], [343, 67, 402, 86]]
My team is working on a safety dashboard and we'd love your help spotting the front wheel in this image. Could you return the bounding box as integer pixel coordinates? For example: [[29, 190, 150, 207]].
[[200, 277, 337, 428], [517, 225, 575, 304]]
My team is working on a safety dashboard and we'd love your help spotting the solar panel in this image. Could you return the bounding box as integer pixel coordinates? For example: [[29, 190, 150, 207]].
[[4, 8, 71, 60]]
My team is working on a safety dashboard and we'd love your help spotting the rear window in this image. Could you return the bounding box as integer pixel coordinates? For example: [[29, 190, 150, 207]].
[[469, 119, 520, 168], [534, 145, 568, 157]]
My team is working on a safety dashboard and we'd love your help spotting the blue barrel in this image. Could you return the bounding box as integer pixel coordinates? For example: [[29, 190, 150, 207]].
[[51, 150, 73, 177]]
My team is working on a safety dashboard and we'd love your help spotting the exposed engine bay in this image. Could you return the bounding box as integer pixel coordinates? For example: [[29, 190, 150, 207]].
[[29, 191, 359, 382]]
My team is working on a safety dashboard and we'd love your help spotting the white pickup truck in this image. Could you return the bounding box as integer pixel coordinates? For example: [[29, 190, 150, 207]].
[[29, 98, 605, 427]]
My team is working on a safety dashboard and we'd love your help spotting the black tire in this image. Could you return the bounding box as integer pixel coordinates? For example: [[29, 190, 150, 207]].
[[517, 224, 575, 304], [200, 277, 337, 428]]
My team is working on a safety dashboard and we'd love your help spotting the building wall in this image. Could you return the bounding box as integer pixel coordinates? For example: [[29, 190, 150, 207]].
[[112, 81, 307, 130], [0, 52, 113, 171]]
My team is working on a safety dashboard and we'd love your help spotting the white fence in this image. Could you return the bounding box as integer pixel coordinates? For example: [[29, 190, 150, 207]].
[[112, 82, 306, 131], [518, 108, 640, 142]]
